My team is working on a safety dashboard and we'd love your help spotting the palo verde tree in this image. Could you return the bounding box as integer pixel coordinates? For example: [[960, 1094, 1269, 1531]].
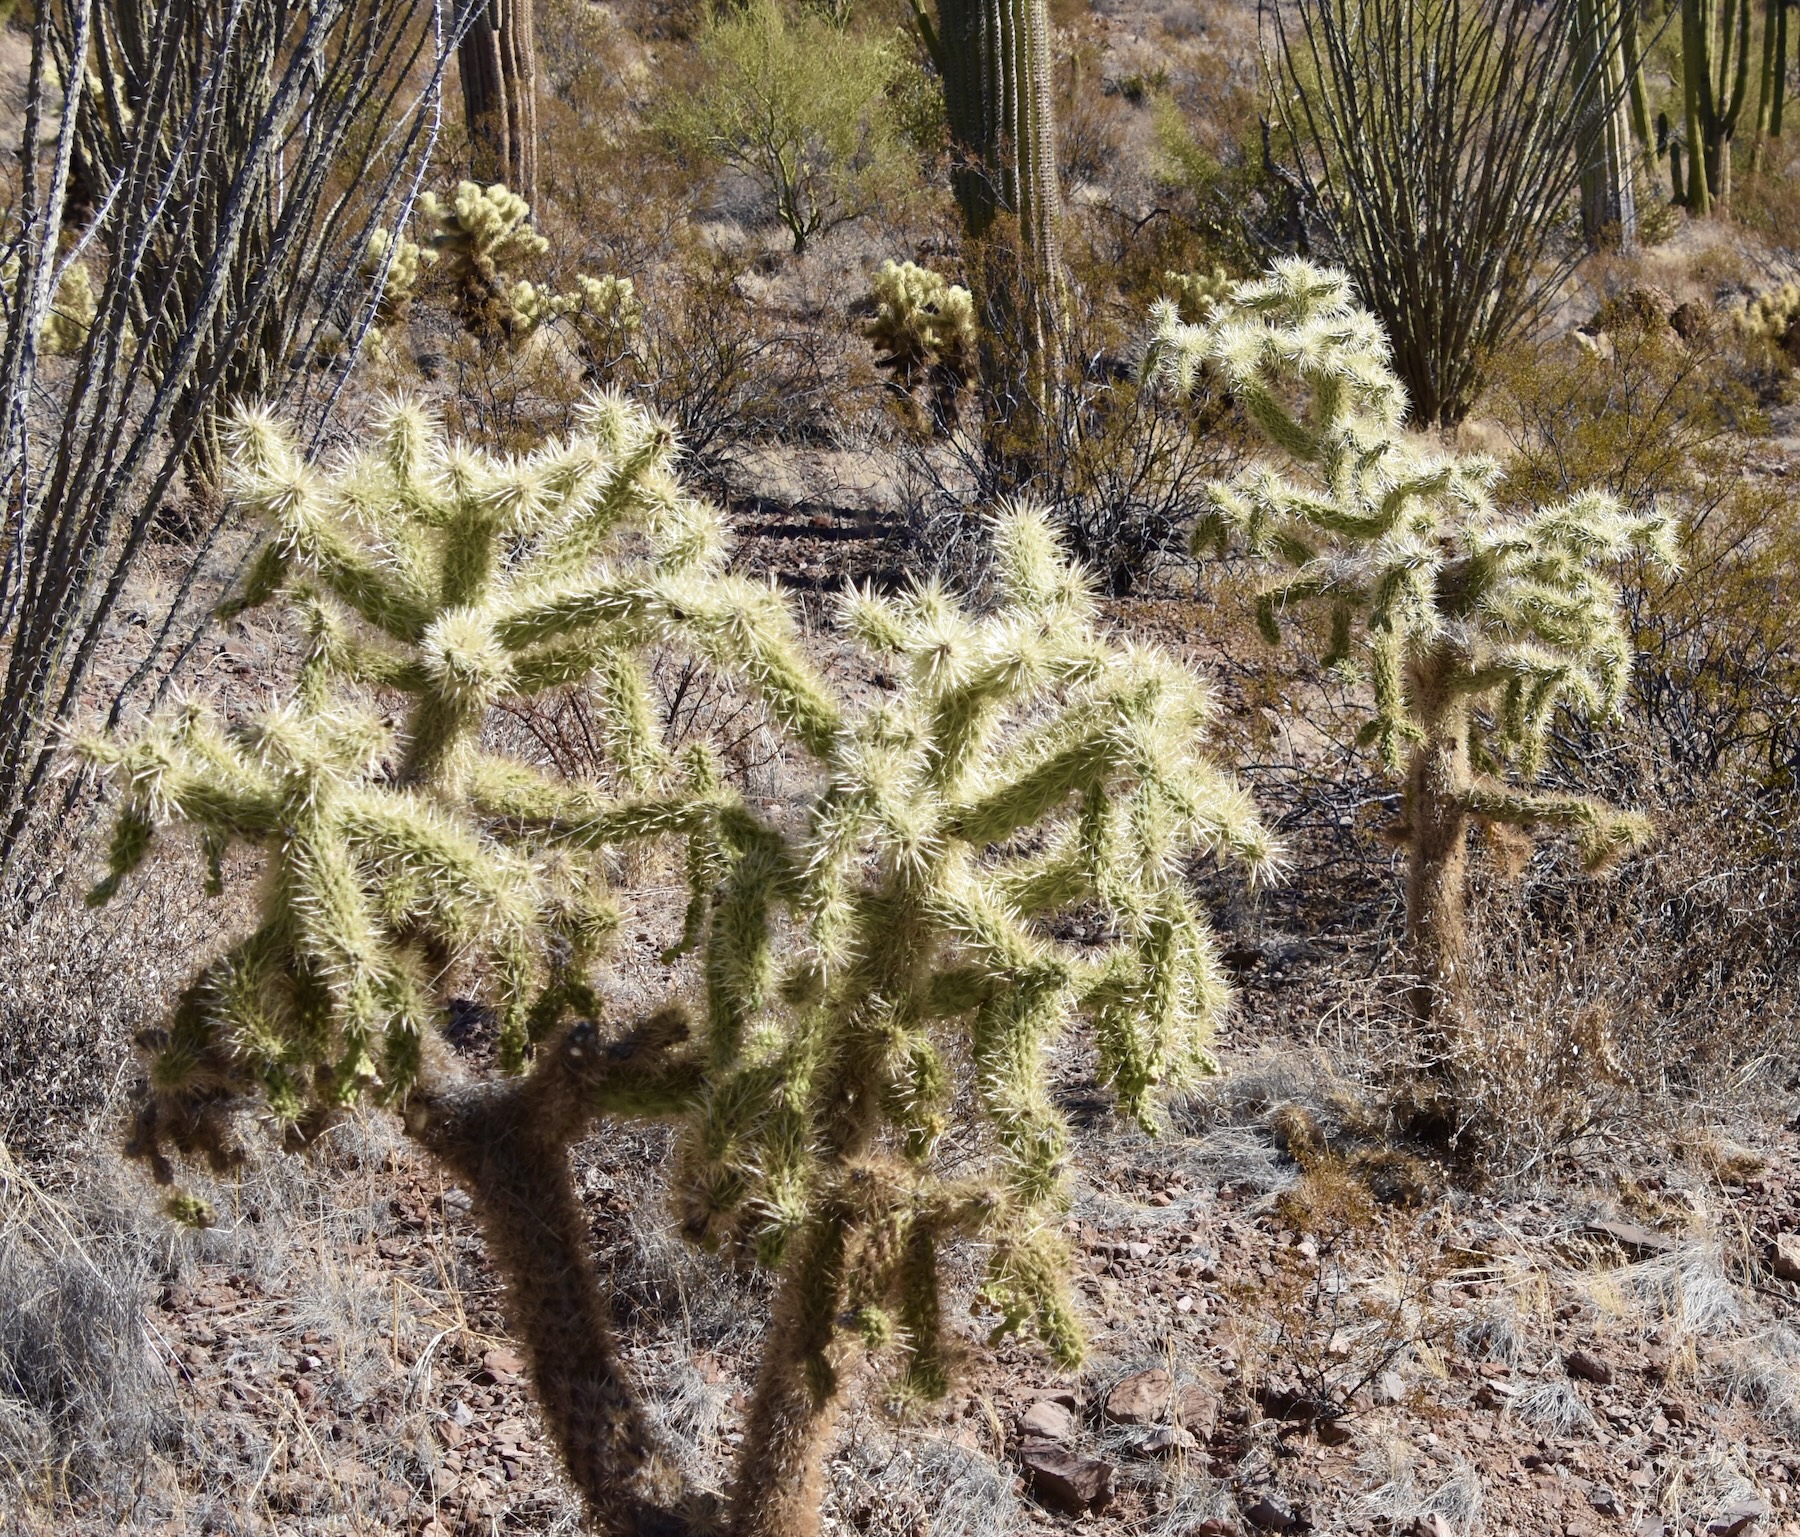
[[85, 391, 1274, 1537], [1152, 262, 1678, 1051]]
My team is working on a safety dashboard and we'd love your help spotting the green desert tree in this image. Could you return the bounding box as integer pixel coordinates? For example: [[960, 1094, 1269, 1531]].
[[662, 0, 910, 256], [86, 389, 1274, 1536], [1152, 261, 1679, 1051]]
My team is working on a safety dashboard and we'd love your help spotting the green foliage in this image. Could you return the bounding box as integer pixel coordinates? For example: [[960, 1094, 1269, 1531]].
[[89, 374, 1272, 1448], [661, 0, 912, 254]]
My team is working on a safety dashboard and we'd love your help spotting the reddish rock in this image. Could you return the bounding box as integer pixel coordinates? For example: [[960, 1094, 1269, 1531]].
[[1770, 1234, 1800, 1284], [1018, 1398, 1076, 1443], [1018, 1444, 1113, 1513], [1565, 1349, 1614, 1386]]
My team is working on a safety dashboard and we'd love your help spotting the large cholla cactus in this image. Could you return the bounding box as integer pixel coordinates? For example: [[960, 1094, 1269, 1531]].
[[83, 392, 736, 1159], [1152, 261, 1678, 1042], [88, 394, 1271, 1537]]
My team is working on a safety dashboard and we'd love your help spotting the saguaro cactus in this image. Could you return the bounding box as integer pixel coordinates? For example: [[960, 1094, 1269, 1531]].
[[915, 0, 1066, 450], [1152, 262, 1678, 1050], [89, 391, 1272, 1535], [1682, 0, 1754, 213], [1751, 0, 1791, 172], [1574, 0, 1640, 249], [458, 0, 539, 208]]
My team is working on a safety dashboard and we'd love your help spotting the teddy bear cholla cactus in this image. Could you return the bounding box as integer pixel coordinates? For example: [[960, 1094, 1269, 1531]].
[[86, 393, 1271, 1536], [1151, 260, 1678, 1045], [865, 258, 978, 415], [442, 503, 1276, 1537]]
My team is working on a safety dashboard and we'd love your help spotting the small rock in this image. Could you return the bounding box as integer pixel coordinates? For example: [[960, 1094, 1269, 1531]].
[[1589, 1485, 1623, 1516], [479, 1347, 524, 1385], [1134, 1424, 1197, 1456], [1635, 1520, 1666, 1537], [1565, 1349, 1614, 1386], [1375, 1371, 1407, 1405], [1018, 1399, 1076, 1443], [1193, 1523, 1240, 1537], [1126, 1241, 1154, 1261], [1243, 1494, 1304, 1532], [435, 1419, 466, 1449], [1018, 1445, 1114, 1514], [1704, 1499, 1771, 1536], [1315, 1418, 1353, 1447], [1771, 1235, 1800, 1284]]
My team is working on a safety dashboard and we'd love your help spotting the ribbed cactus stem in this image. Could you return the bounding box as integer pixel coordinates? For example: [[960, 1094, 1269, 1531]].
[[1752, 0, 1790, 172], [1574, 0, 1639, 251], [458, 0, 538, 208], [1682, 0, 1754, 213], [923, 0, 1066, 450]]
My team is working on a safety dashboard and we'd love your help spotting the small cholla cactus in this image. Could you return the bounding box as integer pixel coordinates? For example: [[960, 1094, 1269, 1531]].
[[359, 225, 434, 328], [1729, 281, 1800, 364], [3, 255, 100, 356], [1152, 260, 1678, 1043], [1162, 264, 1234, 325], [89, 384, 1271, 1536], [563, 272, 644, 378], [421, 180, 551, 336], [865, 259, 978, 408]]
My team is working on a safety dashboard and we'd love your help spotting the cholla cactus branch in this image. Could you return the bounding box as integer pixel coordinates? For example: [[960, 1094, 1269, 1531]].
[[1155, 260, 1676, 1044]]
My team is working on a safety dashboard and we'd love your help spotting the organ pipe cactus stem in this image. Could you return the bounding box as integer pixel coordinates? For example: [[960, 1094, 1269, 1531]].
[[1682, 0, 1754, 214], [1152, 260, 1678, 1054]]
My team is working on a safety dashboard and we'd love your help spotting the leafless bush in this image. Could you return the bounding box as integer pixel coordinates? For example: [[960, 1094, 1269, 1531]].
[[894, 285, 1245, 593], [1270, 0, 1632, 425], [0, 0, 452, 886]]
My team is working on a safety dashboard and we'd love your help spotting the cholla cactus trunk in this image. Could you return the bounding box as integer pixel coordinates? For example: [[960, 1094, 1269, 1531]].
[[1401, 657, 1474, 1043], [458, 0, 538, 208], [1152, 261, 1678, 1067], [1575, 0, 1639, 251], [928, 0, 1066, 467]]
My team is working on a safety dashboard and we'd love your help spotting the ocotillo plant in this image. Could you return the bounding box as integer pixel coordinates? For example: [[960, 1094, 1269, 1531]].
[[1152, 261, 1678, 1050], [89, 396, 1275, 1536]]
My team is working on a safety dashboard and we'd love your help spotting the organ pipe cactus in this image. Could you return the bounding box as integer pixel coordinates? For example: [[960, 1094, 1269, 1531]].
[[1152, 261, 1679, 1048], [1681, 0, 1754, 213], [88, 389, 1273, 1536]]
